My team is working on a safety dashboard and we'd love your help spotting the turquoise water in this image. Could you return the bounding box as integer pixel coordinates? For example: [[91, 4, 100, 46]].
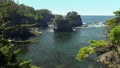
[[19, 16, 114, 68]]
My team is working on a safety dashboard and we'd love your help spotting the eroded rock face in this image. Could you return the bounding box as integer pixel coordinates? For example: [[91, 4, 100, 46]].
[[70, 16, 82, 27], [53, 11, 83, 32], [53, 15, 73, 32], [54, 20, 73, 32], [99, 50, 120, 68], [66, 11, 83, 27]]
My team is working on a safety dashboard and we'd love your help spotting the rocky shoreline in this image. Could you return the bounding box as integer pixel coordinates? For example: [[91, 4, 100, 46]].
[[96, 45, 120, 68]]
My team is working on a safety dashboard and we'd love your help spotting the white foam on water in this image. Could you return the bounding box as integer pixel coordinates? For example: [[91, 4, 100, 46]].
[[49, 29, 54, 32], [82, 22, 105, 28], [48, 25, 54, 27], [83, 22, 86, 25]]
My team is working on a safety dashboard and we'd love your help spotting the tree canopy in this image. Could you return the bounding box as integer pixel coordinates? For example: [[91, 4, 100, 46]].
[[113, 9, 120, 17], [76, 9, 120, 63], [110, 25, 120, 45], [0, 1, 39, 67], [52, 15, 64, 23]]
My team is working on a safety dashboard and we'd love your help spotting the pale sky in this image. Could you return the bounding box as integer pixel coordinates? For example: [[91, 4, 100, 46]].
[[14, 0, 120, 15]]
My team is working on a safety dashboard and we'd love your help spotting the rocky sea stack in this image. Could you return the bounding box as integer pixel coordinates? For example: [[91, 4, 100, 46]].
[[53, 15, 73, 32], [53, 11, 83, 32], [66, 11, 83, 27]]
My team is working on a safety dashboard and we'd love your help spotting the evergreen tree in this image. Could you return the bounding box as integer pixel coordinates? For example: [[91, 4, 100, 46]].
[[0, 1, 39, 68]]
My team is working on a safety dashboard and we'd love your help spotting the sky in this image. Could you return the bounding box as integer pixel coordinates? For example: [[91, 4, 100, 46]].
[[14, 0, 120, 15]]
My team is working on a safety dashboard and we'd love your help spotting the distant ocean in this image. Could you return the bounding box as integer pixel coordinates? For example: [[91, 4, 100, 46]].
[[19, 16, 114, 68]]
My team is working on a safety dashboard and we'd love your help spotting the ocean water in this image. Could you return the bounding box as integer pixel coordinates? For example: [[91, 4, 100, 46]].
[[19, 16, 114, 68]]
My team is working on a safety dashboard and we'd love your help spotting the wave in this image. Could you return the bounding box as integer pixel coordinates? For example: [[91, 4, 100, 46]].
[[48, 25, 54, 27], [49, 29, 54, 32], [48, 22, 105, 32], [83, 22, 86, 25], [82, 22, 105, 28]]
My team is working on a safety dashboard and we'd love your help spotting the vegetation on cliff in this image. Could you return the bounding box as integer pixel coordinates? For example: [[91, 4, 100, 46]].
[[0, 20, 39, 68], [0, 0, 54, 28], [0, 0, 55, 40], [0, 1, 40, 67], [76, 9, 120, 68]]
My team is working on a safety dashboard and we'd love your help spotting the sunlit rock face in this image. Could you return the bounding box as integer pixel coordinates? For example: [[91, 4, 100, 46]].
[[99, 50, 120, 68]]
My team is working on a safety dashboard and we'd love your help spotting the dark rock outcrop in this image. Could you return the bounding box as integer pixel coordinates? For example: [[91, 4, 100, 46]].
[[54, 20, 73, 32], [6, 16, 48, 28], [71, 16, 82, 27], [3, 26, 34, 40], [36, 19, 48, 27], [53, 15, 73, 32], [53, 11, 83, 32], [66, 11, 83, 27]]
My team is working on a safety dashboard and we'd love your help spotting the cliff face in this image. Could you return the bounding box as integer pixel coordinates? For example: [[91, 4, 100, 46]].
[[54, 20, 73, 32], [96, 45, 120, 68], [36, 19, 48, 27], [5, 15, 49, 28], [70, 15, 83, 27], [66, 11, 83, 27], [53, 12, 83, 32], [3, 26, 34, 40]]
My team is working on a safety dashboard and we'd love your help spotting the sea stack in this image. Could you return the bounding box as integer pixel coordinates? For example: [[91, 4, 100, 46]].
[[66, 11, 83, 27], [53, 11, 83, 32], [53, 15, 73, 32]]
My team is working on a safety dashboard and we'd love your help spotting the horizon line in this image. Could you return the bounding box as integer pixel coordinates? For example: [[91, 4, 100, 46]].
[[60, 14, 114, 16]]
